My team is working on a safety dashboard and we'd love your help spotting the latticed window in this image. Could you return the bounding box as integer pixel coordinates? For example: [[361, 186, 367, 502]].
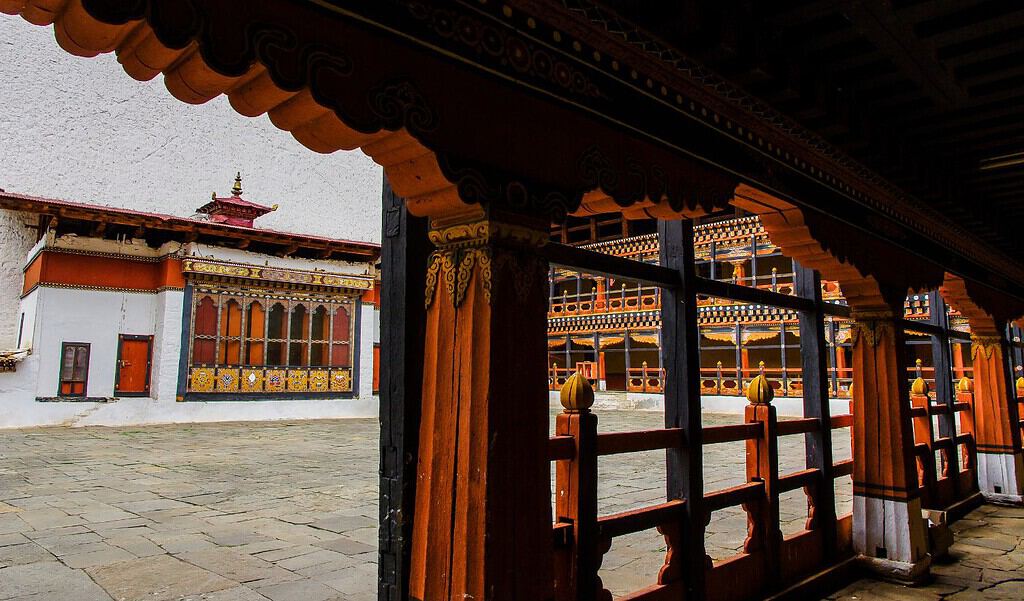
[[188, 290, 356, 369]]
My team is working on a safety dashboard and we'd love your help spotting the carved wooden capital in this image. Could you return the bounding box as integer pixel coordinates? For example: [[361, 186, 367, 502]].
[[849, 310, 897, 348], [970, 334, 1003, 361], [424, 217, 548, 309]]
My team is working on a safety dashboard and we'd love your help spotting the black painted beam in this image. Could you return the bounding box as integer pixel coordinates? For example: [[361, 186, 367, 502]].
[[378, 176, 428, 601]]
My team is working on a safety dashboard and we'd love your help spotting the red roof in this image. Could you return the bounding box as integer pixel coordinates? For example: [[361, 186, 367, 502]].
[[0, 191, 380, 261]]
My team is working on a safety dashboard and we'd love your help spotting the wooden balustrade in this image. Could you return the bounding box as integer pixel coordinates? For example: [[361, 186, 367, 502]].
[[550, 372, 854, 601], [698, 366, 855, 398], [908, 373, 981, 522], [626, 363, 665, 393], [549, 285, 661, 318]]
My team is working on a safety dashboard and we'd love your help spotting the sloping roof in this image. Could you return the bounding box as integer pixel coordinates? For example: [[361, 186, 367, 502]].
[[0, 191, 380, 263]]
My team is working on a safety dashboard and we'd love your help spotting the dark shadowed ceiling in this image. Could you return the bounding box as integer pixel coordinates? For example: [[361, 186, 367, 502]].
[[575, 0, 1024, 256]]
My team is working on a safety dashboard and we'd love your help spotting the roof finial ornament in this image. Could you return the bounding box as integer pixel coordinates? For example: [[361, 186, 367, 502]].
[[232, 172, 243, 196]]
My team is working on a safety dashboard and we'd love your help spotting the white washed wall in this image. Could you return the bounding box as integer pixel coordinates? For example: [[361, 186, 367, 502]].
[[0, 19, 383, 243], [32, 287, 159, 398], [0, 210, 36, 348]]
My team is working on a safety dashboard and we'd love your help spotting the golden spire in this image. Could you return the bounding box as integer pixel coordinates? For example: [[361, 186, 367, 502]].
[[232, 172, 243, 196]]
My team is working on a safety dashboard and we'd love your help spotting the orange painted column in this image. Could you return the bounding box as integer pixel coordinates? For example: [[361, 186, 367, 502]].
[[849, 311, 930, 580], [969, 334, 1024, 503], [409, 216, 554, 601]]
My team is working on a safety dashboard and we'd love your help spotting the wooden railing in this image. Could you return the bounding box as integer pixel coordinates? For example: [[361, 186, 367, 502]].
[[699, 365, 854, 399], [549, 285, 661, 317], [549, 375, 855, 601], [909, 377, 980, 518], [626, 363, 664, 393]]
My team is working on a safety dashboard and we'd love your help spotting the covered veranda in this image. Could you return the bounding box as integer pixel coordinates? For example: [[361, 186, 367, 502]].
[[4, 1, 1024, 600]]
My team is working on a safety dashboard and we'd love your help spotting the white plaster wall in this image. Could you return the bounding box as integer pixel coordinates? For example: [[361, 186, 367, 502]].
[[0, 19, 383, 243], [151, 290, 184, 402], [15, 288, 38, 352], [0, 209, 36, 348], [358, 303, 376, 399], [33, 287, 159, 398]]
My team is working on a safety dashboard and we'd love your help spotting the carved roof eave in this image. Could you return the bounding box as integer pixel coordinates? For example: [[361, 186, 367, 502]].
[[0, 191, 379, 262], [182, 258, 374, 295], [5, 0, 1022, 310]]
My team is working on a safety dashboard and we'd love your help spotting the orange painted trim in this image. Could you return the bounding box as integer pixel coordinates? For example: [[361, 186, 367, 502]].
[[362, 282, 381, 306], [22, 253, 43, 296], [22, 251, 185, 294]]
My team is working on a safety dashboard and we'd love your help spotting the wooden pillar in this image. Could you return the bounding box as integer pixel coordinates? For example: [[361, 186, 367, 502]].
[[659, 220, 706, 600], [378, 178, 428, 601], [969, 332, 1024, 503], [409, 213, 554, 601], [849, 310, 930, 580]]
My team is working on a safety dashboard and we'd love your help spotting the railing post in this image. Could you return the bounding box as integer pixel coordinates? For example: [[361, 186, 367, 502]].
[[744, 369, 782, 589], [554, 373, 608, 601], [793, 263, 837, 556], [955, 377, 979, 491], [910, 361, 937, 509], [716, 360, 723, 395], [659, 219, 706, 600]]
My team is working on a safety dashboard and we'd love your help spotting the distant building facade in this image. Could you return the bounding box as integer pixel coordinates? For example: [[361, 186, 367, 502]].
[[0, 179, 380, 427]]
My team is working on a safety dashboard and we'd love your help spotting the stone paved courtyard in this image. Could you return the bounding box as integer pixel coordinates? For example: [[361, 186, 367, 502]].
[[0, 410, 1020, 600]]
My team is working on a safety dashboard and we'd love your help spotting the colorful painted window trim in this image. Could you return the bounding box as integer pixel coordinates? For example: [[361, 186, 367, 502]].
[[187, 287, 356, 394]]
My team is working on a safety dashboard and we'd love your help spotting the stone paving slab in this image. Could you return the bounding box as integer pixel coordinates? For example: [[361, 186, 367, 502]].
[[0, 413, 1019, 600]]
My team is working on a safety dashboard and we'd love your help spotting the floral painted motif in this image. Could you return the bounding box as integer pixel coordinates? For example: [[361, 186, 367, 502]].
[[330, 369, 352, 392], [216, 369, 240, 392], [287, 369, 308, 392], [265, 369, 287, 393], [241, 369, 264, 393], [309, 370, 330, 392], [190, 368, 215, 393]]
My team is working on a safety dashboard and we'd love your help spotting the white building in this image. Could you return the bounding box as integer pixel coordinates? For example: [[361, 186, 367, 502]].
[[0, 182, 381, 428]]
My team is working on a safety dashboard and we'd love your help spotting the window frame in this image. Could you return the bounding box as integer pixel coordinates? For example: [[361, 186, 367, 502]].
[[58, 342, 90, 398]]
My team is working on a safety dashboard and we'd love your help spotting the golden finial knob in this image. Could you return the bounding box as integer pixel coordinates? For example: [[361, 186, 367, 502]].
[[956, 377, 973, 393], [1016, 376, 1024, 398], [560, 371, 594, 412], [746, 373, 774, 405], [232, 172, 243, 196], [911, 376, 929, 396]]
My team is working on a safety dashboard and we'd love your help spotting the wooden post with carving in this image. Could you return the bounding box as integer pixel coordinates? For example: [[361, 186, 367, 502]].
[[409, 212, 554, 601], [554, 373, 609, 601], [744, 368, 782, 589], [849, 310, 930, 581]]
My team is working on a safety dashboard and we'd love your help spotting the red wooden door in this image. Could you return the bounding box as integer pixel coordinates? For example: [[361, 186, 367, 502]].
[[116, 336, 151, 395]]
